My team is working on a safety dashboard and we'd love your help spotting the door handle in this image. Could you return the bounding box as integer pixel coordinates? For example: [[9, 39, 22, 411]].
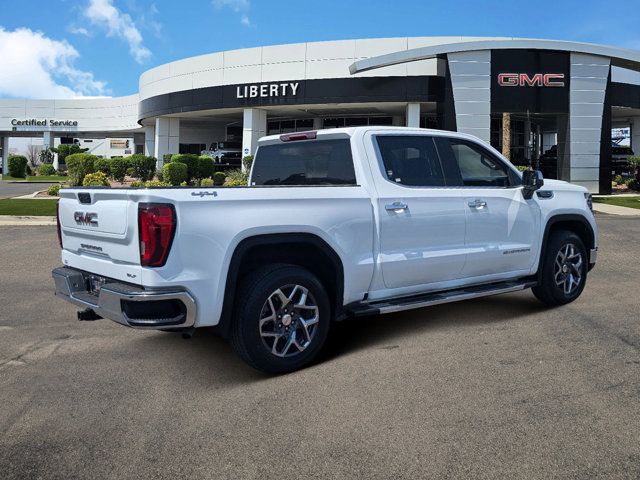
[[467, 199, 487, 209], [385, 201, 408, 212]]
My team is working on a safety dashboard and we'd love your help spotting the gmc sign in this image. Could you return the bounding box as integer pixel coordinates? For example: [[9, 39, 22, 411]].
[[498, 73, 565, 87]]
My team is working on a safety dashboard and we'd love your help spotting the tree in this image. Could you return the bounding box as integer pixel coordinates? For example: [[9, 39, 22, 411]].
[[53, 144, 89, 166], [39, 147, 55, 164], [26, 144, 42, 167]]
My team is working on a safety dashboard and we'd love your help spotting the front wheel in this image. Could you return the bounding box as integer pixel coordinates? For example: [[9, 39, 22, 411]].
[[230, 265, 331, 374], [532, 230, 588, 306]]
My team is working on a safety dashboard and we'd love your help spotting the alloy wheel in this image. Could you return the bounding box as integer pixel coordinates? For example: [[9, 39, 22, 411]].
[[258, 284, 320, 358], [553, 243, 583, 295]]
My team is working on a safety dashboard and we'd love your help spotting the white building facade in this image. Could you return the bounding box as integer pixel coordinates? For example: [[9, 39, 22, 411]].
[[3, 36, 640, 193]]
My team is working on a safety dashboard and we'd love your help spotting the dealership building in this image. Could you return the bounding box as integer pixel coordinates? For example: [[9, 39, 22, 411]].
[[2, 36, 640, 193]]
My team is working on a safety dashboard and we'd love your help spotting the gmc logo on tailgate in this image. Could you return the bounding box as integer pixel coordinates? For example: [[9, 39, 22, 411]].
[[498, 73, 565, 87], [74, 211, 98, 226]]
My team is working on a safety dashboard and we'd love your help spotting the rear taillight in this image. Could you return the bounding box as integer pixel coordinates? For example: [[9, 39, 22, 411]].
[[56, 200, 62, 248], [138, 203, 176, 267], [280, 131, 317, 142]]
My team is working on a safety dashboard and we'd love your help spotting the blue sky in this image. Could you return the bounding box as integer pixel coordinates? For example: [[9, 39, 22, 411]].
[[0, 0, 639, 98]]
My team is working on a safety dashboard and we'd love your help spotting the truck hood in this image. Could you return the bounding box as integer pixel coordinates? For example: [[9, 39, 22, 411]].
[[540, 179, 588, 193]]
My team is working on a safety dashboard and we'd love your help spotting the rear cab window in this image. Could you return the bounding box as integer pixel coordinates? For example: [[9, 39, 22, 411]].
[[251, 139, 357, 186]]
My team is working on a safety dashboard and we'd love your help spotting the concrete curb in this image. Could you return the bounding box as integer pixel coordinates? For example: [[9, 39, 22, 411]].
[[11, 191, 56, 199], [0, 216, 56, 226], [592, 203, 640, 216]]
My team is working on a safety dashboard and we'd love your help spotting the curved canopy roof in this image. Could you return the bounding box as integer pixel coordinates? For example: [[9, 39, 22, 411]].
[[350, 38, 640, 75]]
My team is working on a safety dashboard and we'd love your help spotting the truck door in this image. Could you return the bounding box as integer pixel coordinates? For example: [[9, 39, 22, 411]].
[[365, 132, 468, 290], [434, 137, 540, 279]]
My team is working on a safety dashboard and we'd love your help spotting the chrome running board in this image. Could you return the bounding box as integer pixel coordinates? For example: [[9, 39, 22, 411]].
[[348, 279, 537, 317]]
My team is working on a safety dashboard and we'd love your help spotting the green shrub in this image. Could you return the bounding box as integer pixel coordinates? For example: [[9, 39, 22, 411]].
[[38, 163, 56, 176], [82, 171, 110, 187], [54, 144, 88, 166], [130, 180, 145, 187], [213, 171, 226, 185], [223, 169, 248, 187], [7, 155, 28, 178], [129, 154, 157, 181], [198, 156, 215, 179], [627, 156, 640, 171], [94, 158, 111, 176], [200, 177, 214, 187], [162, 153, 174, 164], [162, 162, 188, 186], [625, 178, 639, 191], [126, 167, 135, 177], [242, 155, 254, 172], [47, 184, 62, 196], [110, 157, 129, 183], [26, 165, 33, 176], [613, 174, 623, 185], [66, 153, 97, 186], [144, 180, 170, 187], [170, 154, 199, 181]]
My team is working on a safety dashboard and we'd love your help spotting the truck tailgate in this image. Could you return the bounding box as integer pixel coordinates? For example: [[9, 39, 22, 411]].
[[58, 189, 143, 284]]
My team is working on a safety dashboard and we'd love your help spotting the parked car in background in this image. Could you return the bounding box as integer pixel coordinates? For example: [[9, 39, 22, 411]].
[[53, 127, 598, 373], [201, 141, 242, 169]]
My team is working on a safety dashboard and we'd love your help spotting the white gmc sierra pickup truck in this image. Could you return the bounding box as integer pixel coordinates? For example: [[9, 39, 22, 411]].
[[53, 127, 598, 373]]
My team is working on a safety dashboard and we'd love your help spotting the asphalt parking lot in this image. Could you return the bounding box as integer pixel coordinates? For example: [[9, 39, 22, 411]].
[[1, 214, 639, 479], [0, 180, 55, 199]]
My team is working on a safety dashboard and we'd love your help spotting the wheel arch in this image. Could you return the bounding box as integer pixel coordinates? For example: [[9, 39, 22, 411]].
[[216, 233, 345, 338], [538, 214, 595, 280]]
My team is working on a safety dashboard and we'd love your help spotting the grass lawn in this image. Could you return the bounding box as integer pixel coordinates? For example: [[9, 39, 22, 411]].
[[593, 196, 640, 209], [0, 199, 58, 216], [0, 175, 67, 182]]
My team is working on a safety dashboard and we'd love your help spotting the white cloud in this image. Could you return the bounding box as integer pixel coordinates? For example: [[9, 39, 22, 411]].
[[68, 25, 90, 36], [0, 27, 108, 99], [212, 0, 250, 11], [213, 0, 252, 27], [83, 0, 151, 63]]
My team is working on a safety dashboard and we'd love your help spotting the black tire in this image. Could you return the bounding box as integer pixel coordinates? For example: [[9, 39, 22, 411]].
[[230, 264, 331, 374], [532, 230, 588, 306]]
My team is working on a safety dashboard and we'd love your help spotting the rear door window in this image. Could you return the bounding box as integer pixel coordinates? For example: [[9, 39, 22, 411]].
[[251, 139, 357, 186], [376, 135, 445, 187]]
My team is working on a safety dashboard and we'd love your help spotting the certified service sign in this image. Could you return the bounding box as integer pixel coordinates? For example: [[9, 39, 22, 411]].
[[11, 119, 79, 127]]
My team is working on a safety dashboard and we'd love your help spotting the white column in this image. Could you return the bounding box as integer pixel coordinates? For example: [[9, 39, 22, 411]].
[[1, 137, 9, 176], [144, 126, 156, 157], [313, 117, 323, 130], [406, 103, 421, 128], [447, 51, 491, 143], [154, 118, 180, 167], [242, 108, 267, 159], [569, 53, 610, 193]]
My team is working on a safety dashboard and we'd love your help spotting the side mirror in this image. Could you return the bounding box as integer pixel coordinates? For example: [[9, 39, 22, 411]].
[[522, 169, 544, 199]]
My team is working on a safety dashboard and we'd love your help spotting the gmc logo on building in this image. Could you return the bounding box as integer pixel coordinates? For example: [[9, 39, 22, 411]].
[[498, 73, 565, 87]]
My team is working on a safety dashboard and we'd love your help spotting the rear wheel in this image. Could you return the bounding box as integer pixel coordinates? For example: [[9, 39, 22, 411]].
[[532, 230, 587, 306], [230, 264, 331, 374]]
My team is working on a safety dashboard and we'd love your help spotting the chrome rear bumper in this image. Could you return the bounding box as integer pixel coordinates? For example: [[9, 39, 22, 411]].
[[52, 266, 196, 329]]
